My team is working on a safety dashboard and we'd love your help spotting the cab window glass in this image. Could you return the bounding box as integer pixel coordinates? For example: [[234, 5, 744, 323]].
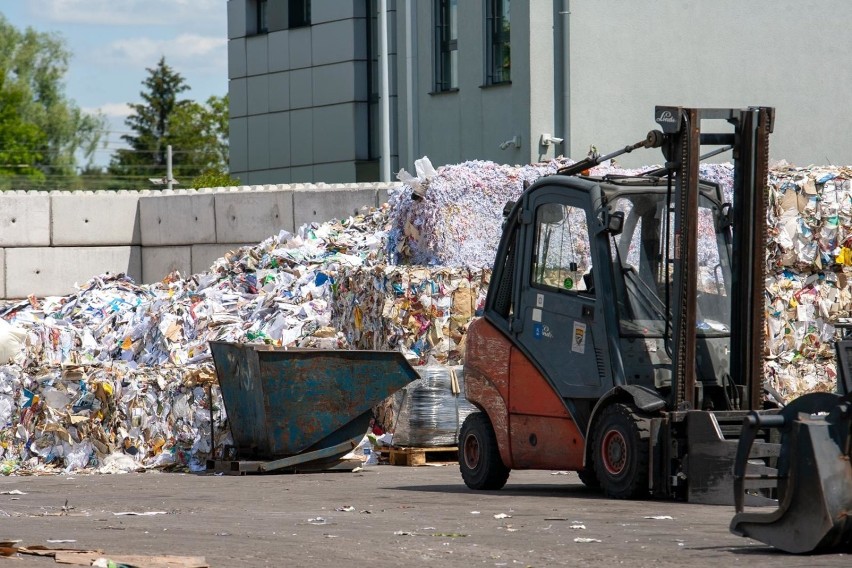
[[532, 203, 591, 292]]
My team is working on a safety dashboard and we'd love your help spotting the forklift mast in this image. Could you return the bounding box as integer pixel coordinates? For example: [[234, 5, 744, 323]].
[[659, 107, 775, 412]]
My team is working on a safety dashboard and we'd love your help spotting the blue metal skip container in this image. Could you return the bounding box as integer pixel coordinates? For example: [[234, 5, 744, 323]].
[[209, 341, 419, 460]]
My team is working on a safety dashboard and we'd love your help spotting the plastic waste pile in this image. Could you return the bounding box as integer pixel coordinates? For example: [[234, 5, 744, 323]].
[[0, 157, 849, 474]]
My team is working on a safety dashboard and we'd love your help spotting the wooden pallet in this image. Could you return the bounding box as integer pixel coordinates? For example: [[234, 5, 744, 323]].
[[378, 446, 459, 467]]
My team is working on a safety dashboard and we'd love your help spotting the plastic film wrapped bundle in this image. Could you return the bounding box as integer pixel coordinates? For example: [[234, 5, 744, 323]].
[[392, 363, 478, 447]]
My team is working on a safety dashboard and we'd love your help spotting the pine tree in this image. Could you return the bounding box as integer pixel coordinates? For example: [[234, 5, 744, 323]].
[[110, 57, 189, 181]]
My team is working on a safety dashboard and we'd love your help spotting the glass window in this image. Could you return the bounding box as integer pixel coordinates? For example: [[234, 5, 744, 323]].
[[434, 0, 458, 91], [256, 0, 268, 34], [289, 0, 311, 28], [486, 0, 510, 84], [608, 193, 731, 337], [532, 203, 592, 293]]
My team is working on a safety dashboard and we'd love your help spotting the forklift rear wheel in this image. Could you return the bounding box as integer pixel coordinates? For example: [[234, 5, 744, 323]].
[[459, 412, 510, 490], [592, 403, 650, 499]]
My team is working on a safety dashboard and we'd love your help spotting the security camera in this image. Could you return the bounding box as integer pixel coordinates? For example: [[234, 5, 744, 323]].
[[540, 133, 564, 147]]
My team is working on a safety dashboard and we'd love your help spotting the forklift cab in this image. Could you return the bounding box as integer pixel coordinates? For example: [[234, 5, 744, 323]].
[[490, 174, 736, 410]]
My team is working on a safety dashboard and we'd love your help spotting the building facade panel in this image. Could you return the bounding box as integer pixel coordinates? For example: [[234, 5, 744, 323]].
[[268, 30, 291, 72], [246, 34, 269, 75], [268, 71, 291, 112], [312, 62, 359, 107], [289, 67, 313, 109], [247, 115, 271, 170], [229, 77, 248, 117], [310, 19, 358, 67], [289, 27, 313, 69], [247, 74, 270, 115], [268, 111, 292, 168], [228, 37, 247, 78], [289, 108, 314, 166]]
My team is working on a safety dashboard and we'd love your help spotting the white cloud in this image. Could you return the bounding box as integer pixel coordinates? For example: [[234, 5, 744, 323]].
[[103, 33, 227, 75], [31, 0, 224, 33], [83, 103, 134, 118]]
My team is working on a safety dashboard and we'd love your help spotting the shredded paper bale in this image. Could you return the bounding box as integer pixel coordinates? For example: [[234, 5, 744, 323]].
[[0, 158, 849, 473]]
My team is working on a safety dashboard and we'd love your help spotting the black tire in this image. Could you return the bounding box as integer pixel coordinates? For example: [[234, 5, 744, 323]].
[[459, 412, 510, 490], [591, 403, 650, 499], [577, 466, 600, 490]]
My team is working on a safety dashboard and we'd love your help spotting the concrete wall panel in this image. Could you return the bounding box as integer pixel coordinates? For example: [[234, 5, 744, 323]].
[[293, 187, 377, 226], [51, 192, 141, 246], [142, 246, 192, 284], [0, 192, 51, 247], [139, 193, 216, 246], [215, 188, 294, 241], [5, 246, 141, 298], [0, 183, 389, 298], [191, 243, 252, 274]]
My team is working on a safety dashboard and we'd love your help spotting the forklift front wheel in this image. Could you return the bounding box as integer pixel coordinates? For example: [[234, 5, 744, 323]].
[[591, 403, 650, 499], [459, 413, 510, 490]]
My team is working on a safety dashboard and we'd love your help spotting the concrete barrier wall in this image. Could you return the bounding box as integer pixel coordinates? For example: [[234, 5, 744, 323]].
[[0, 183, 400, 298]]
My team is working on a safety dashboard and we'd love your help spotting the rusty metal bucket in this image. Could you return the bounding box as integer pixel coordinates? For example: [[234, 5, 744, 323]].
[[730, 392, 852, 553], [210, 341, 419, 462]]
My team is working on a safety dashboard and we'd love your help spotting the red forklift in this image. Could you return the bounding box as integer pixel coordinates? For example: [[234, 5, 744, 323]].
[[458, 107, 851, 530]]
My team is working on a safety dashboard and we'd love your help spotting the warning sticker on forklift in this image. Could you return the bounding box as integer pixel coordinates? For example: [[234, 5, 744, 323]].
[[572, 322, 587, 354]]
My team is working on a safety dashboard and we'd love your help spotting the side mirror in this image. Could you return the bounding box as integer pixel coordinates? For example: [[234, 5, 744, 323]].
[[607, 211, 625, 235]]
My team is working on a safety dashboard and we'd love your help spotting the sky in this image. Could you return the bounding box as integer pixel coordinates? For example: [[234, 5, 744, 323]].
[[1, 0, 228, 167]]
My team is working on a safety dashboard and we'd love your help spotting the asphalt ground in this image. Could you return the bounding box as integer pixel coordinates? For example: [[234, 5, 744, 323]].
[[0, 465, 848, 567]]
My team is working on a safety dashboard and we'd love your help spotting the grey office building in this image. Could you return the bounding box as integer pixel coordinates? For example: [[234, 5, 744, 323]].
[[228, 0, 852, 184]]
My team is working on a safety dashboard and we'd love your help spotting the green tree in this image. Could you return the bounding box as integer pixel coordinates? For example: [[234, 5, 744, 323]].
[[111, 58, 232, 187], [0, 77, 45, 187], [110, 56, 189, 182], [167, 95, 230, 180], [0, 14, 105, 190]]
